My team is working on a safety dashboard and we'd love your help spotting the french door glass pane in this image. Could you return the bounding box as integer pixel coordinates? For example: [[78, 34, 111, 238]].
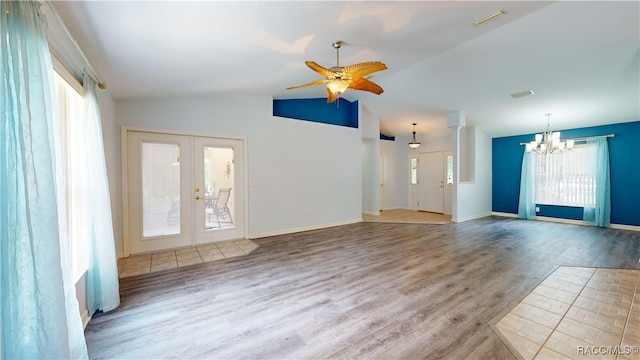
[[203, 147, 235, 230], [142, 142, 181, 237]]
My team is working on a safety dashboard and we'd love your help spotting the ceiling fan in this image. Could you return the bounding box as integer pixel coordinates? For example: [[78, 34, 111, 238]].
[[286, 41, 388, 103]]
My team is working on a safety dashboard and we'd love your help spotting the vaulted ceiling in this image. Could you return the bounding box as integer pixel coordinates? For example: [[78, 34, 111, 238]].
[[52, 1, 639, 138]]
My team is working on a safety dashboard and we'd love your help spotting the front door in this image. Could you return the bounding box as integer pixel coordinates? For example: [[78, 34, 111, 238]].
[[125, 131, 245, 255], [418, 151, 444, 213]]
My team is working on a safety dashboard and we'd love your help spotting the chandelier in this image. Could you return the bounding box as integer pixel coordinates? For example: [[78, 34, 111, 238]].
[[525, 113, 574, 154], [408, 123, 421, 149]]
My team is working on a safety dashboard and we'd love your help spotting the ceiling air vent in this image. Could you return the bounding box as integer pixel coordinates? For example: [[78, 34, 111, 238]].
[[511, 89, 535, 99], [473, 10, 506, 26]]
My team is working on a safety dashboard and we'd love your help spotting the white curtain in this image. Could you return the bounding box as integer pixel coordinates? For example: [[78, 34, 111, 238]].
[[82, 73, 121, 314], [1, 1, 88, 357], [583, 138, 611, 227], [517, 151, 536, 219]]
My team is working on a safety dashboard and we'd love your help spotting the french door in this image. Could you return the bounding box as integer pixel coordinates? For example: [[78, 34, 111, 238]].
[[125, 131, 245, 255]]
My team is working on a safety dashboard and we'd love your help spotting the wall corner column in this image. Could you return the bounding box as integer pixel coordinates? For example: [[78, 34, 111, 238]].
[[447, 111, 466, 223]]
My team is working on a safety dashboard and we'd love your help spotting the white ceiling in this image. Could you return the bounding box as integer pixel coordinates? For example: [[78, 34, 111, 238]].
[[52, 1, 639, 138]]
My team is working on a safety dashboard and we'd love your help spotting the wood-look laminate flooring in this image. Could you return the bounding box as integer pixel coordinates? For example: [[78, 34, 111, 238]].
[[85, 217, 640, 359]]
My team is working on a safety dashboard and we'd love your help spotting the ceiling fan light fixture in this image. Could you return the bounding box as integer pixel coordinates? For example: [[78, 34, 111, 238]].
[[408, 123, 421, 149], [473, 9, 506, 26], [327, 80, 349, 95]]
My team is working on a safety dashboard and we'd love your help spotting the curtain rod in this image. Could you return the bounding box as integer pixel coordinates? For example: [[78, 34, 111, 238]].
[[43, 0, 107, 89], [519, 133, 615, 146]]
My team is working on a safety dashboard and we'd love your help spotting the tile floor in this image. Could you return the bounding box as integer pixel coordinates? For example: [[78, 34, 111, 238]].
[[117, 239, 259, 278], [362, 209, 451, 224], [493, 266, 640, 360]]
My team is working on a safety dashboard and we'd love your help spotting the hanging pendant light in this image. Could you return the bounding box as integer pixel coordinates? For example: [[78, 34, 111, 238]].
[[408, 123, 421, 149], [525, 113, 574, 155]]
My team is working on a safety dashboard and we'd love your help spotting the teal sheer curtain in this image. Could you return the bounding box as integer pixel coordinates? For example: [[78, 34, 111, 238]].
[[82, 73, 121, 314], [1, 1, 88, 358], [517, 151, 537, 219], [583, 138, 611, 227]]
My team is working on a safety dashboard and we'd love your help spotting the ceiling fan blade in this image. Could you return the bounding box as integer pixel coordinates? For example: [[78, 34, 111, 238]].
[[286, 79, 329, 90], [348, 78, 384, 95], [305, 61, 335, 78], [342, 61, 387, 80]]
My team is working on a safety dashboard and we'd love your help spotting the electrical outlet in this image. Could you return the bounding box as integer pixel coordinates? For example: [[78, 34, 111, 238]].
[[535, 206, 540, 212]]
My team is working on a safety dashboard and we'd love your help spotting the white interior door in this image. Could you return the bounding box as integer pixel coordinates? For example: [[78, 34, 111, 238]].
[[418, 151, 444, 213], [126, 132, 193, 254], [193, 136, 245, 245]]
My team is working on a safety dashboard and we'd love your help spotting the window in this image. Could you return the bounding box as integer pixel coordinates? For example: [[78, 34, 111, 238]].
[[410, 158, 418, 184], [534, 144, 597, 207], [54, 70, 88, 282], [446, 155, 453, 185]]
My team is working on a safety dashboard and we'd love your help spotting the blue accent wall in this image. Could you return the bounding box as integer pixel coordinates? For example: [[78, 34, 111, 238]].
[[273, 98, 358, 128], [492, 121, 640, 226], [380, 133, 395, 141]]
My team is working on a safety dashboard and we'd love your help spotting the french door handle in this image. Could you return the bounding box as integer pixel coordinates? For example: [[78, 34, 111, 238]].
[[195, 195, 201, 200]]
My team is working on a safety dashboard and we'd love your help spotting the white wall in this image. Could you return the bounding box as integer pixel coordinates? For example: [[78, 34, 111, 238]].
[[360, 104, 379, 215], [361, 138, 379, 215], [111, 96, 362, 254], [455, 126, 492, 222], [380, 139, 400, 210], [359, 104, 379, 139], [459, 126, 475, 182]]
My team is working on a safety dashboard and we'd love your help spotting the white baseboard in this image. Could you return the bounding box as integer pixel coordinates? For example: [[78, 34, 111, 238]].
[[81, 308, 91, 329], [536, 216, 584, 226], [250, 218, 362, 239], [610, 223, 640, 231], [491, 212, 640, 231], [362, 211, 379, 216], [453, 212, 492, 223]]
